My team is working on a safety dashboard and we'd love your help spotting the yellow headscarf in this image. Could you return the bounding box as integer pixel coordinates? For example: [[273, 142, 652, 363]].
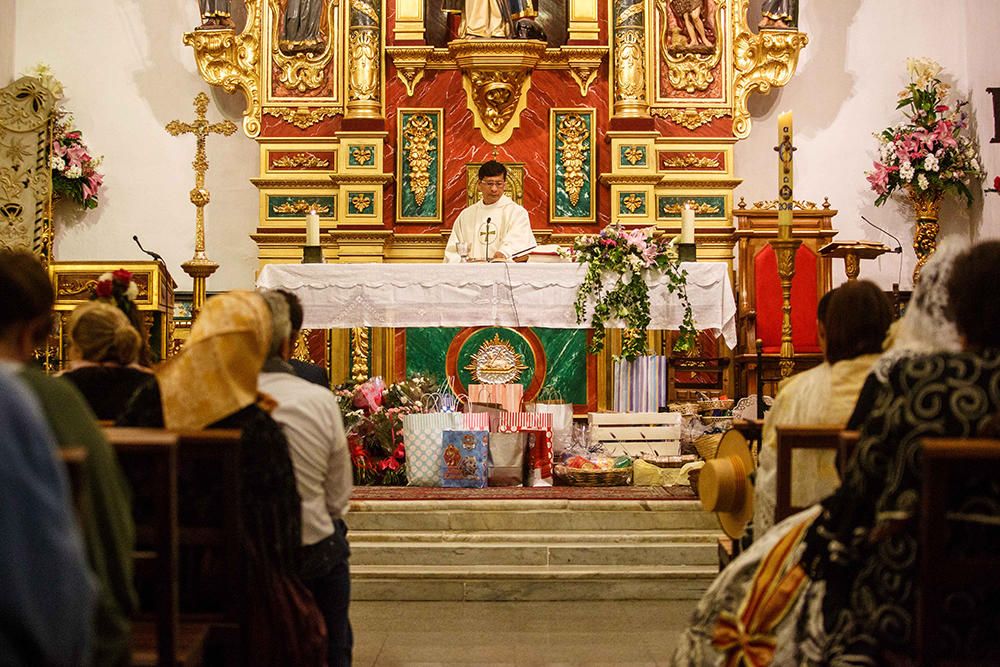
[[155, 291, 272, 431]]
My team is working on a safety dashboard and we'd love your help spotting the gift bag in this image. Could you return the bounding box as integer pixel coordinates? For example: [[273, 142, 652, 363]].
[[441, 430, 489, 489], [527, 402, 574, 460], [469, 383, 524, 413], [613, 355, 668, 413], [403, 412, 465, 486], [497, 412, 553, 487], [488, 432, 527, 487]]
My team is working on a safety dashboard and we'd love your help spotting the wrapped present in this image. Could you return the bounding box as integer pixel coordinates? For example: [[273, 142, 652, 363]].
[[469, 383, 524, 413], [497, 412, 553, 487], [403, 412, 467, 486], [441, 430, 489, 489]]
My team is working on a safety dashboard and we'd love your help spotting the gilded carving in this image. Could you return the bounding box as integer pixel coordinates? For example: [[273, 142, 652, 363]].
[[656, 1, 724, 93], [556, 114, 589, 207], [751, 199, 819, 210], [661, 152, 721, 169], [274, 199, 332, 214], [622, 193, 645, 214], [470, 70, 526, 134], [623, 147, 645, 165], [350, 146, 373, 165], [401, 114, 436, 207], [348, 29, 380, 102], [265, 106, 339, 129], [268, 0, 338, 93], [732, 0, 808, 139], [183, 5, 263, 137], [272, 152, 331, 168], [661, 201, 720, 214], [350, 192, 373, 213], [614, 29, 646, 104], [385, 46, 434, 96], [651, 107, 730, 129]]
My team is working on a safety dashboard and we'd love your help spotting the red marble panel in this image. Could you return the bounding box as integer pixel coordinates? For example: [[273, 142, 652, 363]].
[[658, 149, 726, 172], [384, 60, 611, 234], [269, 150, 338, 171], [654, 115, 734, 139], [261, 115, 342, 138]]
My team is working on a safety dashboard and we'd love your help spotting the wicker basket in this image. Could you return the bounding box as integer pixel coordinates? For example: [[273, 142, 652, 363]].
[[554, 464, 633, 486], [694, 432, 722, 460], [698, 398, 734, 415]]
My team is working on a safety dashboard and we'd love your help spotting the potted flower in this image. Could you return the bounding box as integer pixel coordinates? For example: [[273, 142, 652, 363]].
[[866, 58, 981, 281], [570, 225, 695, 361]]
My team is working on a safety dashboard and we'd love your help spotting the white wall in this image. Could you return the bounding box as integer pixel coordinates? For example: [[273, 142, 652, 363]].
[[1, 0, 15, 83], [14, 0, 259, 292], [735, 0, 996, 289], [13, 1, 999, 291]]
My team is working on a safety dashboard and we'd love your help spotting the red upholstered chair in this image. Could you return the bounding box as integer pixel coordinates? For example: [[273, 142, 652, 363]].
[[733, 198, 836, 398]]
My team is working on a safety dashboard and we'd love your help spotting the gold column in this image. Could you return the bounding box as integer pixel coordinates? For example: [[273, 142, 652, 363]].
[[346, 0, 383, 120], [351, 327, 370, 382], [612, 0, 649, 118], [166, 92, 237, 317]]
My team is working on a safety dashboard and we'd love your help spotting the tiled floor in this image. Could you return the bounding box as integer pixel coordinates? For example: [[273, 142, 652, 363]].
[[351, 599, 696, 666]]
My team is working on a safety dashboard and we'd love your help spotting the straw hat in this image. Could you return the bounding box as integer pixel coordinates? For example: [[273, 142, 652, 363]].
[[698, 429, 755, 539]]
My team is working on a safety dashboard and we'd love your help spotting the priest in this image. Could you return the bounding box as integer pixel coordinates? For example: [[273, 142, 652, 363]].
[[444, 161, 537, 263]]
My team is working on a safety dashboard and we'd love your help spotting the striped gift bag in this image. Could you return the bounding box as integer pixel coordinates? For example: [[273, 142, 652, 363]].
[[497, 412, 553, 487], [613, 355, 668, 413], [469, 383, 524, 412]]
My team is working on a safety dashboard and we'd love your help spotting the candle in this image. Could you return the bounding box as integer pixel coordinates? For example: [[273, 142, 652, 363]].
[[777, 111, 794, 235], [680, 202, 696, 244], [306, 209, 320, 246]]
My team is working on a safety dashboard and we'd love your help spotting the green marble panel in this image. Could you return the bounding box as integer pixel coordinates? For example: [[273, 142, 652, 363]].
[[553, 111, 593, 220], [619, 144, 647, 167], [405, 327, 587, 405], [268, 195, 336, 219], [619, 192, 647, 216], [656, 195, 726, 220], [399, 111, 440, 219]]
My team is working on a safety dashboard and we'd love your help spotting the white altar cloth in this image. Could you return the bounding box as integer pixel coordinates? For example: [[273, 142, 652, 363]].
[[257, 262, 737, 348]]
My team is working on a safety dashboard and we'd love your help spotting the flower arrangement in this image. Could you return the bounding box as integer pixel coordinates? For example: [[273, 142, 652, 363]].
[[866, 58, 981, 207], [26, 64, 104, 210], [336, 375, 438, 485], [570, 225, 696, 361], [91, 269, 139, 315]]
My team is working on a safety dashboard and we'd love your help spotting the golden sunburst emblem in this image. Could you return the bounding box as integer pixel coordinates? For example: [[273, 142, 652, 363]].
[[464, 333, 529, 384]]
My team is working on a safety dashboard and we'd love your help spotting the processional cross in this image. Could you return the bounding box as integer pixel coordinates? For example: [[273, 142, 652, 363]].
[[166, 92, 237, 317]]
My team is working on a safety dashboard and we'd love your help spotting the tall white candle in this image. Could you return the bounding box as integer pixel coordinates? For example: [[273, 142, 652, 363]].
[[306, 209, 320, 246], [680, 203, 696, 244]]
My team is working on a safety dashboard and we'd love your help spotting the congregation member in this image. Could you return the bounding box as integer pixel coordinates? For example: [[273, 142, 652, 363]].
[[279, 288, 332, 387], [753, 280, 892, 537], [259, 290, 355, 667], [673, 240, 1000, 665], [0, 369, 95, 666], [59, 300, 153, 421], [443, 160, 536, 262], [119, 290, 328, 666], [0, 250, 135, 666]]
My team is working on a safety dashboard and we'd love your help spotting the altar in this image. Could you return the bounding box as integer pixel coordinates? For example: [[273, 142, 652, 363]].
[[258, 261, 736, 409]]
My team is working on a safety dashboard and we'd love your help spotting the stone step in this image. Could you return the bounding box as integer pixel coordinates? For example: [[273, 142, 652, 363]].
[[351, 564, 717, 601], [351, 540, 718, 567], [353, 529, 721, 544], [347, 500, 718, 532]]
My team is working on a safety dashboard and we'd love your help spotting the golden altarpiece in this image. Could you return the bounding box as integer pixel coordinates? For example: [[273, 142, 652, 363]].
[[179, 0, 811, 404], [0, 77, 174, 368]]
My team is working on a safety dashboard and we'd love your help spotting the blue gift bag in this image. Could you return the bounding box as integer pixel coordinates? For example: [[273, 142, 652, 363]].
[[440, 430, 489, 489]]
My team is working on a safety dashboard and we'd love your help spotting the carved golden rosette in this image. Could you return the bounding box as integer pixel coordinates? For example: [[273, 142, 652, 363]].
[[402, 114, 436, 206], [556, 114, 589, 207], [350, 192, 372, 213], [622, 193, 644, 213], [732, 1, 809, 139], [267, 0, 338, 93], [623, 147, 645, 165], [184, 4, 262, 138]]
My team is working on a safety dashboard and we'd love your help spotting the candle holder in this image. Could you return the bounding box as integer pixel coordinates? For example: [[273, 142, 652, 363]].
[[677, 243, 697, 263], [302, 245, 324, 264]]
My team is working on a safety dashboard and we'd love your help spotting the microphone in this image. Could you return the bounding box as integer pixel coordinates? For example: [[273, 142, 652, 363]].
[[860, 216, 903, 253], [133, 235, 165, 262], [484, 217, 492, 262]]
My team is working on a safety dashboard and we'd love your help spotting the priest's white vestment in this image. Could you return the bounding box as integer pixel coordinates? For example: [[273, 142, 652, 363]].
[[443, 195, 536, 263]]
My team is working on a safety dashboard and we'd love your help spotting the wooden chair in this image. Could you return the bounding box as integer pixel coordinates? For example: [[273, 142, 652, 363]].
[[104, 427, 209, 667], [57, 447, 88, 521], [918, 438, 1000, 665], [774, 425, 844, 523]]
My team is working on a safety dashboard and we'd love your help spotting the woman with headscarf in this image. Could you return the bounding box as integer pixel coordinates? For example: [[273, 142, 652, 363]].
[[675, 241, 1000, 665], [119, 291, 326, 666], [59, 301, 153, 422]]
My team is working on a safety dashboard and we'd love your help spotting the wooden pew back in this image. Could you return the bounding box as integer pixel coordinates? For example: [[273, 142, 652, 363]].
[[774, 426, 859, 523]]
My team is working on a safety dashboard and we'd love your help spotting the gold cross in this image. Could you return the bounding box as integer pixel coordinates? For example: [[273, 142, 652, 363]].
[[479, 223, 498, 244], [166, 92, 237, 255]]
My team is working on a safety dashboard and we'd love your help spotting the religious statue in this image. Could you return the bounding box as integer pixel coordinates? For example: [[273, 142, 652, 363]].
[[668, 0, 714, 52], [197, 0, 235, 29], [443, 0, 546, 41], [759, 0, 798, 29], [280, 0, 326, 53]]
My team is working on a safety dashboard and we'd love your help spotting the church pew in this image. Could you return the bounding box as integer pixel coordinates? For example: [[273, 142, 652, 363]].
[[774, 424, 857, 523], [57, 446, 88, 523], [919, 437, 1000, 664], [104, 427, 209, 667]]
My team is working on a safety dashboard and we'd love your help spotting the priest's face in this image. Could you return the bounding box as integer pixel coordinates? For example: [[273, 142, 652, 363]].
[[478, 175, 506, 205]]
